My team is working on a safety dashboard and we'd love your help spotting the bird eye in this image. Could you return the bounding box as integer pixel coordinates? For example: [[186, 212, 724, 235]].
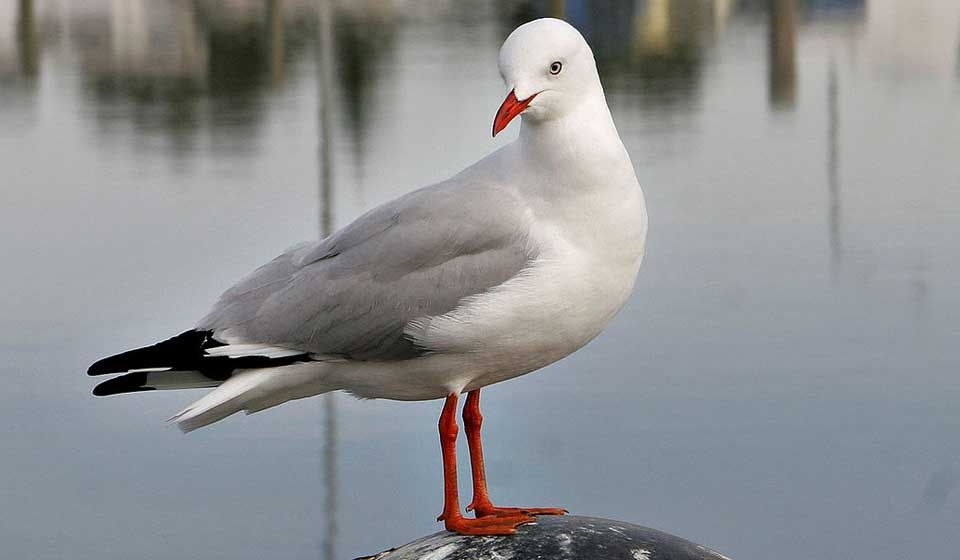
[[549, 61, 562, 75]]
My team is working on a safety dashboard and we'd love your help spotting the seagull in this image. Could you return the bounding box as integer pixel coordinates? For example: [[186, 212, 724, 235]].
[[88, 18, 648, 536]]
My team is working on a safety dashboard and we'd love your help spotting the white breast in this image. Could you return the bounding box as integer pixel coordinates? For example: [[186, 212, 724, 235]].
[[407, 188, 646, 391]]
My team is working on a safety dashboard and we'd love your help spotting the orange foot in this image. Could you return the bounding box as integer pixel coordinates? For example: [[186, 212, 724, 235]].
[[468, 501, 568, 518], [438, 511, 535, 536]]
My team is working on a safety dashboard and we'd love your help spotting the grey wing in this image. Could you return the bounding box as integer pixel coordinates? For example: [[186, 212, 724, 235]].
[[198, 182, 533, 360]]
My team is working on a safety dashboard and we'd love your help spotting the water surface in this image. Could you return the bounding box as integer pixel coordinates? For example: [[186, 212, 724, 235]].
[[2, 1, 959, 559]]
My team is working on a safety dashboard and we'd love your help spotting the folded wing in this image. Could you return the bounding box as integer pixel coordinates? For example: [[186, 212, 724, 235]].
[[198, 181, 534, 360]]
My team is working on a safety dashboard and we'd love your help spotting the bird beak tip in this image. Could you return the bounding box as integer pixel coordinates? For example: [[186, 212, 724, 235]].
[[492, 89, 536, 138]]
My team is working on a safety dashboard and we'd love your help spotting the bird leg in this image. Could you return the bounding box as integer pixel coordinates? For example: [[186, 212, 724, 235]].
[[436, 393, 535, 535], [462, 389, 567, 518]]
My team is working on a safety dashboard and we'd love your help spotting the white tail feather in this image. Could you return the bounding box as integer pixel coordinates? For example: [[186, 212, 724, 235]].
[[170, 363, 332, 433]]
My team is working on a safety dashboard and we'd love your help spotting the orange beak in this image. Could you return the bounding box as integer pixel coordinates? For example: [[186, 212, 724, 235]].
[[492, 89, 538, 137]]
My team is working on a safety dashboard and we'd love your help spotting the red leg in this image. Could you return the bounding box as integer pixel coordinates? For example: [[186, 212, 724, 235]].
[[462, 389, 567, 518], [436, 393, 534, 535]]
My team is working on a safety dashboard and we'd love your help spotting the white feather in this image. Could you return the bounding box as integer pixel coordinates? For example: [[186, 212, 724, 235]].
[[204, 343, 304, 359], [169, 362, 332, 432]]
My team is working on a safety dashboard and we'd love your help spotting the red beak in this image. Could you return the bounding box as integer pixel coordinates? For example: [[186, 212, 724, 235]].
[[492, 90, 537, 137]]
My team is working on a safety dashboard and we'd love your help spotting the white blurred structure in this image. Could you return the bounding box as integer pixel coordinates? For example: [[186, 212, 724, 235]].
[[862, 0, 960, 81]]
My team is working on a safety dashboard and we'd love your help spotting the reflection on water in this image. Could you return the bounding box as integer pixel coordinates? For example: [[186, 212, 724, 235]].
[[332, 7, 396, 168], [317, 3, 337, 557], [15, 0, 37, 79], [69, 1, 317, 157], [2, 2, 959, 560], [826, 58, 842, 272], [768, 0, 796, 109], [922, 464, 959, 512]]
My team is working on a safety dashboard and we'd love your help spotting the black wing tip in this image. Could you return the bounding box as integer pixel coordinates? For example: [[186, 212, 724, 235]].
[[93, 385, 157, 397], [87, 358, 117, 376], [87, 330, 218, 376], [92, 372, 155, 397]]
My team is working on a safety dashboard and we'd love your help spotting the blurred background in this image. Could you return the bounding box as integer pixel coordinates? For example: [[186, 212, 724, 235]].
[[1, 1, 959, 559]]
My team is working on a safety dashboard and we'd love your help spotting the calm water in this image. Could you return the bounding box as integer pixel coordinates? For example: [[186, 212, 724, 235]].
[[2, 1, 959, 559]]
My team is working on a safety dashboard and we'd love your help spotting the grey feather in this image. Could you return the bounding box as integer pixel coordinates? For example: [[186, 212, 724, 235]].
[[198, 179, 533, 360]]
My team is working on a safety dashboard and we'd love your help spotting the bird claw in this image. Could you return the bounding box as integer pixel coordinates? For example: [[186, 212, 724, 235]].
[[474, 505, 568, 518], [442, 511, 536, 536]]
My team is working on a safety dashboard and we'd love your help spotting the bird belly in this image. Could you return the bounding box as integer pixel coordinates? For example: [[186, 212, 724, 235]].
[[323, 215, 645, 402], [399, 240, 640, 396]]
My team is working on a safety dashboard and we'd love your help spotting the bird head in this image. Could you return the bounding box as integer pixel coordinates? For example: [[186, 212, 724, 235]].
[[493, 18, 602, 137]]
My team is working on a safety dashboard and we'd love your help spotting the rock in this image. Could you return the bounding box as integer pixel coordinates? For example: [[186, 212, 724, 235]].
[[356, 515, 732, 560]]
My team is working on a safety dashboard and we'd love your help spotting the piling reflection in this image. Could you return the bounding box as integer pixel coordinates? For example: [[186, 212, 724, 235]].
[[16, 0, 36, 79], [67, 1, 316, 155], [922, 465, 958, 512], [500, 0, 715, 111], [332, 9, 397, 169], [606, 0, 710, 110], [768, 0, 797, 110], [0, 1, 885, 149], [317, 4, 337, 558], [1, 0, 41, 95], [827, 60, 841, 272]]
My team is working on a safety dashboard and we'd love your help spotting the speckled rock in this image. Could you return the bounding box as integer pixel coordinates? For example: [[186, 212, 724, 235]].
[[356, 515, 732, 560]]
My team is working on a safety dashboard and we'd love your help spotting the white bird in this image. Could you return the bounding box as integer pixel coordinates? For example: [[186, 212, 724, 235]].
[[88, 18, 647, 536]]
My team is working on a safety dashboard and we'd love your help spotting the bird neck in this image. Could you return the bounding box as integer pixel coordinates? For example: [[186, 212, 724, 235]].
[[517, 92, 626, 171]]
